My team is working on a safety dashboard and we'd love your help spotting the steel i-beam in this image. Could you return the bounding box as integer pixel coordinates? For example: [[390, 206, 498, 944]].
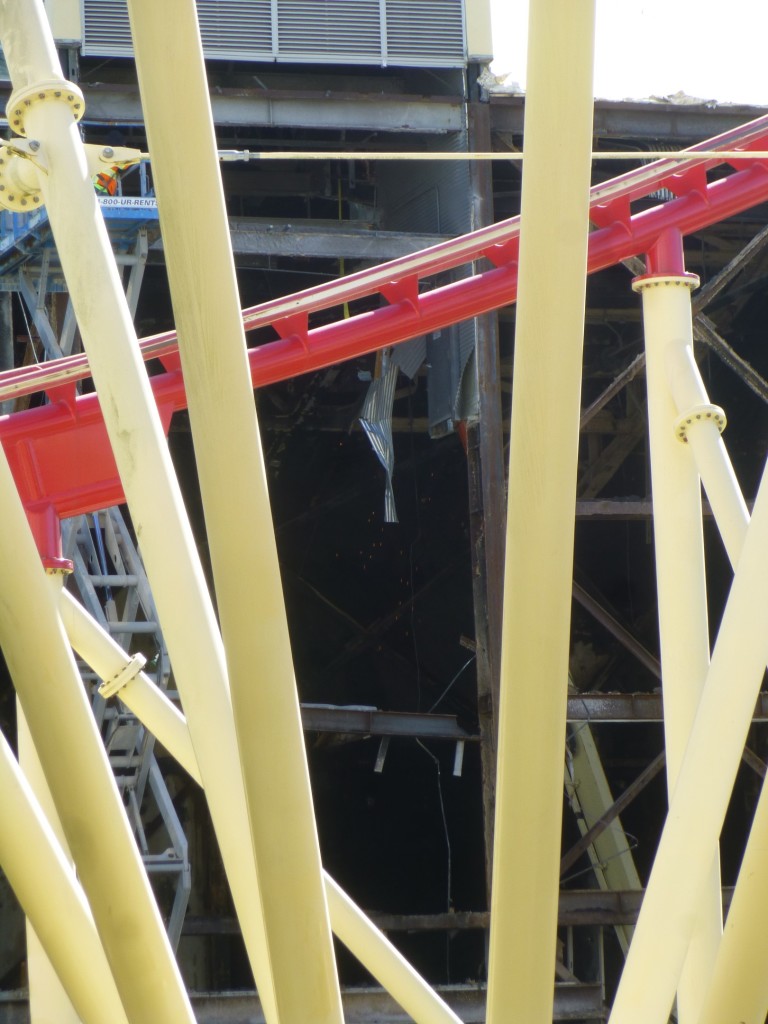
[[124, 3, 342, 1021], [486, 1, 595, 1022]]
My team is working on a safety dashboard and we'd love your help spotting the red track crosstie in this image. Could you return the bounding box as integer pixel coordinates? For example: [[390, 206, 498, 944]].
[[3, 114, 768, 559]]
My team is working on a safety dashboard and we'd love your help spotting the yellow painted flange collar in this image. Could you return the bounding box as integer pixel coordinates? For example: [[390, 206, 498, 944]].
[[674, 403, 727, 443], [6, 79, 84, 137], [98, 653, 147, 699]]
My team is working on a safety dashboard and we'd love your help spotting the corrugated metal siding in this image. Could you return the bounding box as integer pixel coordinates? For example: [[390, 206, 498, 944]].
[[81, 0, 466, 66]]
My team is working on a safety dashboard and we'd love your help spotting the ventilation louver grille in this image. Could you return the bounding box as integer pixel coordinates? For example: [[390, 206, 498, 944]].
[[81, 0, 466, 67]]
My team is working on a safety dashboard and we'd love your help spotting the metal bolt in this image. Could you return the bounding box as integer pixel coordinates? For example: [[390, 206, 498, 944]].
[[38, 92, 45, 100], [28, 140, 40, 153], [102, 147, 115, 159]]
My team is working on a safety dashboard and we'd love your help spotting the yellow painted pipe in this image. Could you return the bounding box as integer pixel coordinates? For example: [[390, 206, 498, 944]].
[[62, 594, 463, 1024], [607, 423, 768, 1023], [695, 770, 768, 1024], [487, 1, 595, 1022], [0, 727, 129, 1024], [0, 464, 190, 1020], [665, 342, 750, 564], [0, 3, 278, 1011], [18, 693, 82, 1024], [663, 323, 768, 1024], [633, 274, 721, 1022], [124, 3, 342, 1022], [59, 590, 198, 777]]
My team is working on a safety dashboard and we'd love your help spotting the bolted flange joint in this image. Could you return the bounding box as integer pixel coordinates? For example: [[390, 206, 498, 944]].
[[6, 79, 84, 138], [98, 653, 147, 700], [0, 140, 45, 212], [632, 272, 700, 294], [674, 403, 727, 444]]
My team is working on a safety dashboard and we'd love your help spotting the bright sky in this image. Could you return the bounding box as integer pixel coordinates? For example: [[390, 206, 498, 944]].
[[490, 0, 768, 106]]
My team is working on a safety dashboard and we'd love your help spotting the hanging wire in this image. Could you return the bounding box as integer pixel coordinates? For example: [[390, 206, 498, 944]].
[[415, 737, 453, 981]]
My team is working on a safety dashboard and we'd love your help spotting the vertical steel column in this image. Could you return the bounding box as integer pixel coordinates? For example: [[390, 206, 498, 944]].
[[486, 1, 595, 1021], [0, 3, 277, 1013], [0, 451, 192, 1021], [467, 87, 506, 905], [630, 237, 721, 1023], [124, 3, 342, 1022], [0, 729, 128, 1024]]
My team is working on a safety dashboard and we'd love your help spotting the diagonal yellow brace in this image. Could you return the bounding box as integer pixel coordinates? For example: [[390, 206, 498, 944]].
[[124, 3, 343, 1021], [0, 726, 129, 1024], [0, 443, 192, 1022], [61, 591, 465, 1024]]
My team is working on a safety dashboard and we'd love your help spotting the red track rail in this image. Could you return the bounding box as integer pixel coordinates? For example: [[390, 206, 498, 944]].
[[4, 114, 768, 558]]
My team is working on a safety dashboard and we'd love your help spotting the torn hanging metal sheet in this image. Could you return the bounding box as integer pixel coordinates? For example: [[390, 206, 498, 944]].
[[360, 349, 399, 522]]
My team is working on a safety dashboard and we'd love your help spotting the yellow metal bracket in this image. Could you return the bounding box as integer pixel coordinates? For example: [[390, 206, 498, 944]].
[[0, 139, 147, 212]]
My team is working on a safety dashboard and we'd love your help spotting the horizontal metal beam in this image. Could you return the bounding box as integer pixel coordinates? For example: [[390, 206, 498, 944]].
[[183, 886, 737, 937], [491, 95, 768, 143], [0, 983, 606, 1023], [574, 499, 740, 518], [566, 690, 768, 722], [58, 84, 466, 133], [300, 705, 475, 740]]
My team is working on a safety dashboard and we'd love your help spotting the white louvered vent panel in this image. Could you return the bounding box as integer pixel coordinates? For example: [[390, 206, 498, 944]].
[[83, 0, 273, 59], [385, 0, 465, 66], [82, 0, 133, 57], [197, 0, 273, 60], [82, 0, 466, 66], [276, 1, 381, 60]]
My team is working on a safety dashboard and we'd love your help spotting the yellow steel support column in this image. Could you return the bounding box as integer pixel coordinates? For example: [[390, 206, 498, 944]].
[[695, 770, 768, 1024], [0, 452, 192, 1021], [632, 271, 721, 1022], [61, 594, 464, 1024], [0, 3, 276, 1011], [486, 1, 595, 1021], [0, 728, 128, 1024], [607, 421, 768, 1024], [18, 698, 81, 1024], [124, 3, 342, 1022], [663, 341, 768, 1024]]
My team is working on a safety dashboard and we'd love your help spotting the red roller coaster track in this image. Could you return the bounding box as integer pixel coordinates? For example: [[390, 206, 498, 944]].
[[3, 113, 768, 559]]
